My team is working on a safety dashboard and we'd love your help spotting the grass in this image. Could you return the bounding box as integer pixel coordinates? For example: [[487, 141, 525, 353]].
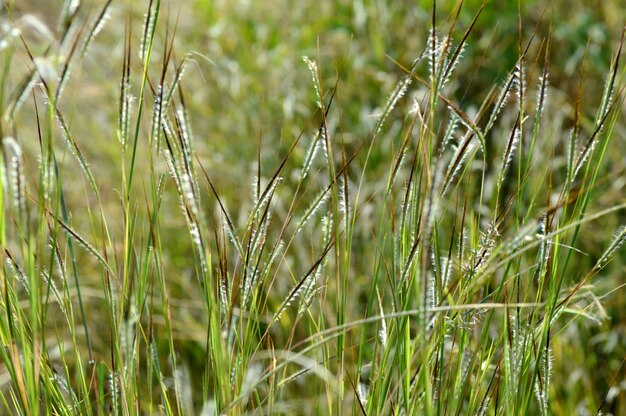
[[0, 0, 625, 414]]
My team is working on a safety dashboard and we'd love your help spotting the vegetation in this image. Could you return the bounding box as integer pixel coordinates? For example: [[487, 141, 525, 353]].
[[0, 0, 624, 414]]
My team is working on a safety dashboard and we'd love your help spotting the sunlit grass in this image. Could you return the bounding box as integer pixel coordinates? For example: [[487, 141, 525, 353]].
[[0, 1, 624, 414]]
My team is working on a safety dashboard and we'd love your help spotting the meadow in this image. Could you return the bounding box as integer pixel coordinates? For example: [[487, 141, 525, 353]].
[[0, 0, 625, 414]]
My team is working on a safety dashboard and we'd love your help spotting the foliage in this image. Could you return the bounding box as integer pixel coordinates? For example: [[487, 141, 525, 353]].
[[0, 0, 624, 414]]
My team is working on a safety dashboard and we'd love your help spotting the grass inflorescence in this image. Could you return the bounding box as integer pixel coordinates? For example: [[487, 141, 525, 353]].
[[0, 0, 625, 415]]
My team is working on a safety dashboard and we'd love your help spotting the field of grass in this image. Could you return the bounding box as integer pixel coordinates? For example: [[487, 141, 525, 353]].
[[0, 0, 625, 414]]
